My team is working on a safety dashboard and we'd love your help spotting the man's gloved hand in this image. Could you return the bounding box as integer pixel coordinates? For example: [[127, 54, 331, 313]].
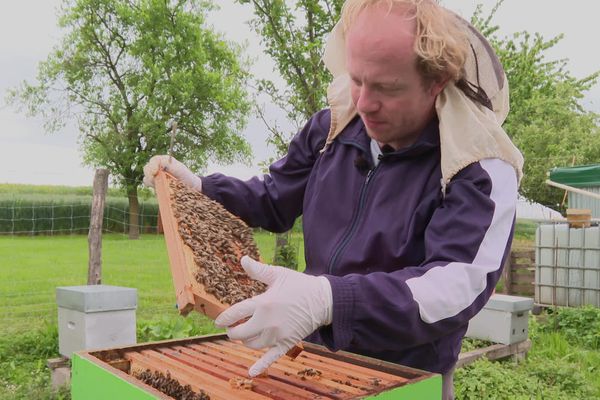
[[142, 155, 202, 192], [215, 256, 333, 377]]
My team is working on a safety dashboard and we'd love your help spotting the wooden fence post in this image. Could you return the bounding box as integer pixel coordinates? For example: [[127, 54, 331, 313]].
[[88, 169, 109, 285], [501, 254, 513, 294]]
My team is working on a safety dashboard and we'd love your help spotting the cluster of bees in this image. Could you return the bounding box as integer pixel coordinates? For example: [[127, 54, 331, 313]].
[[169, 180, 267, 305], [134, 369, 210, 400], [297, 368, 322, 380]]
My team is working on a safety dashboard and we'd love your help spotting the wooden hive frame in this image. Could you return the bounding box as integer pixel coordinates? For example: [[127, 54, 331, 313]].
[[154, 170, 224, 317], [72, 334, 442, 399], [154, 169, 302, 358]]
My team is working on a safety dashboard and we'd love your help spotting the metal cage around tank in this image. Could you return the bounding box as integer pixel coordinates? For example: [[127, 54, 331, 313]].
[[535, 223, 600, 307]]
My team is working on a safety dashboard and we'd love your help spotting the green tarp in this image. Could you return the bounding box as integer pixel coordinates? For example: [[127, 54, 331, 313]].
[[549, 164, 600, 188]]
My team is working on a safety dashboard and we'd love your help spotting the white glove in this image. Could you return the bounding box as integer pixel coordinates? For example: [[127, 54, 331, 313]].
[[215, 256, 333, 377], [142, 155, 202, 191]]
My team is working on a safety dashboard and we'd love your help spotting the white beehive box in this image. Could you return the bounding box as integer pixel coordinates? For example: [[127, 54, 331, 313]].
[[466, 294, 533, 345], [56, 285, 137, 357]]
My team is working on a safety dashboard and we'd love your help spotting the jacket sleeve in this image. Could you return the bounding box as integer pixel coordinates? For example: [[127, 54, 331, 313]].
[[319, 158, 518, 352], [200, 110, 329, 233]]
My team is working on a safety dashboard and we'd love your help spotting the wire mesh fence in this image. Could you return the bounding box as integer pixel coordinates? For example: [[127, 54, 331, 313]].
[[0, 200, 160, 235]]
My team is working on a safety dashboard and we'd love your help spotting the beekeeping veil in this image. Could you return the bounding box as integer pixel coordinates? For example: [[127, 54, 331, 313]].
[[321, 10, 523, 193]]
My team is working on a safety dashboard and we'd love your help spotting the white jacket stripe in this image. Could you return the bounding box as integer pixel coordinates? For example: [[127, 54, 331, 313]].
[[406, 158, 518, 324]]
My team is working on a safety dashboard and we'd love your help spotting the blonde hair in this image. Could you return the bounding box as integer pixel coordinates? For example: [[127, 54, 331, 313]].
[[341, 0, 468, 83]]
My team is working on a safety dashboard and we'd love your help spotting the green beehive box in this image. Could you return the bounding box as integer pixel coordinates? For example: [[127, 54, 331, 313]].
[[71, 334, 440, 399]]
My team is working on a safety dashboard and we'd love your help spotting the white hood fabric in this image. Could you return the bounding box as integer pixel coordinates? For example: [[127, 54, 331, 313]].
[[321, 14, 523, 193]]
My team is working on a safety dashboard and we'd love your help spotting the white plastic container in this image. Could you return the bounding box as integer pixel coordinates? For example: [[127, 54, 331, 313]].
[[466, 294, 533, 345], [56, 285, 137, 357]]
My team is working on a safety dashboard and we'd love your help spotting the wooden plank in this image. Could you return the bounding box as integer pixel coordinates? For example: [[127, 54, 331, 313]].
[[511, 274, 534, 284], [511, 251, 534, 259], [89, 333, 229, 362], [210, 340, 395, 390], [300, 342, 437, 389], [456, 340, 532, 368], [215, 340, 404, 384], [512, 263, 534, 270], [511, 284, 535, 295], [132, 349, 272, 400], [126, 351, 233, 400], [201, 341, 387, 391], [88, 168, 108, 285], [197, 343, 366, 398], [154, 171, 197, 315], [166, 346, 330, 400], [184, 345, 340, 398], [196, 343, 371, 398], [302, 349, 413, 382]]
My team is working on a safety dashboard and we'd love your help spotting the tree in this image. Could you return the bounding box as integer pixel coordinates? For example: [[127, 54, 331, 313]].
[[472, 1, 600, 209], [238, 0, 344, 267], [8, 0, 252, 238]]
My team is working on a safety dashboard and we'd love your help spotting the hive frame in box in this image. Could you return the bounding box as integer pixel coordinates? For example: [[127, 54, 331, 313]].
[[71, 334, 442, 399], [154, 170, 303, 358], [154, 170, 225, 318]]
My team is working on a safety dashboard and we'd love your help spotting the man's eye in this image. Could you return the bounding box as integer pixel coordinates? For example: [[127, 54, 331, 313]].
[[381, 85, 403, 93]]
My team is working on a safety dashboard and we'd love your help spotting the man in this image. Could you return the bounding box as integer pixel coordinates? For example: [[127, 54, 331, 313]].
[[144, 1, 523, 398]]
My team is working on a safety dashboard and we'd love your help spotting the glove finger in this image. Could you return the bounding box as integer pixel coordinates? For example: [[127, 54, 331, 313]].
[[143, 156, 168, 184], [248, 345, 288, 378], [142, 163, 158, 186], [241, 256, 279, 285], [225, 313, 266, 342], [214, 298, 257, 328]]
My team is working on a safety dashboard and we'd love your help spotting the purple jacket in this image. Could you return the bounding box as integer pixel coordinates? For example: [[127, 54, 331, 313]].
[[201, 109, 518, 374]]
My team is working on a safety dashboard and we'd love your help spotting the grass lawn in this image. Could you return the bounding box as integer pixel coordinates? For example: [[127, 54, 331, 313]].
[[0, 232, 305, 336]]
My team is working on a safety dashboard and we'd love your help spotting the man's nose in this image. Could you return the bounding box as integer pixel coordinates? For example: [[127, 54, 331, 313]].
[[356, 86, 380, 114]]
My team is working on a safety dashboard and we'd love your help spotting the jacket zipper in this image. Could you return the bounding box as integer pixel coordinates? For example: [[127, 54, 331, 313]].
[[327, 163, 380, 274]]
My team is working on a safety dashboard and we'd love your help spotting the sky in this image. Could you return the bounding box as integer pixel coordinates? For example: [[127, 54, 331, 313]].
[[1, 0, 599, 186]]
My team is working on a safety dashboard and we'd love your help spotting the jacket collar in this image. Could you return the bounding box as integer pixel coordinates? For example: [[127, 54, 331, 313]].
[[337, 115, 440, 159]]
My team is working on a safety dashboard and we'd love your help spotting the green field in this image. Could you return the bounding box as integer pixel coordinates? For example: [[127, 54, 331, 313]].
[[0, 183, 156, 201], [0, 232, 305, 336]]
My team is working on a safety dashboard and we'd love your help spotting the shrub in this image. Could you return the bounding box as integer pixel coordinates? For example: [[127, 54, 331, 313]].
[[541, 306, 600, 350]]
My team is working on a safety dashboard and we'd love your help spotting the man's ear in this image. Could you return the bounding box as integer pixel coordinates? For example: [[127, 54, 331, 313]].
[[429, 77, 450, 97]]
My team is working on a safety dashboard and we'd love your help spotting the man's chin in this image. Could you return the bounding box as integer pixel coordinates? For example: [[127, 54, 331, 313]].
[[364, 127, 389, 143]]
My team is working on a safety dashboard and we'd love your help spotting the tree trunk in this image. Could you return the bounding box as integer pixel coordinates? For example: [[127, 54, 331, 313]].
[[127, 184, 140, 239]]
